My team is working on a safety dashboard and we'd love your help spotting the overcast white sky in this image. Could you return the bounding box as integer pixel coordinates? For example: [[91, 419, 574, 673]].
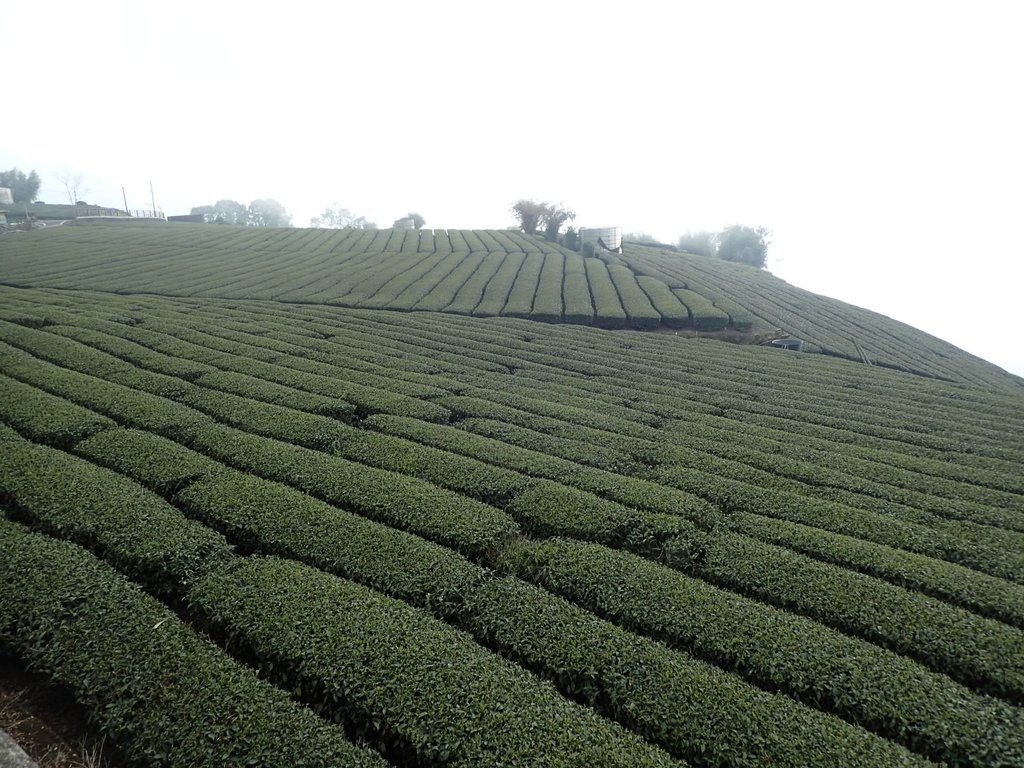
[[4, 1, 1022, 378]]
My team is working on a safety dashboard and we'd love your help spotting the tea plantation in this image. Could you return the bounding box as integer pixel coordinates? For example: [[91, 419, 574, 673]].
[[0, 223, 1022, 767]]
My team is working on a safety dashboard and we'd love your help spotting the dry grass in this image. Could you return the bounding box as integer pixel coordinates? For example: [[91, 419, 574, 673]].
[[0, 664, 113, 768]]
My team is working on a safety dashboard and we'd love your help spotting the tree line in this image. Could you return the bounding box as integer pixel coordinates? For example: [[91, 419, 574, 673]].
[[509, 197, 769, 268]]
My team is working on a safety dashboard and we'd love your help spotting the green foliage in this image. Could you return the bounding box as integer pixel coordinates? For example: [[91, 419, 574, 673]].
[[0, 520, 386, 768], [0, 370, 113, 447], [191, 557, 678, 768], [683, 529, 1024, 702], [76, 427, 227, 496], [672, 288, 730, 330], [310, 203, 376, 229], [0, 440, 233, 596], [509, 199, 546, 235], [512, 538, 1024, 767], [607, 264, 661, 329], [1, 223, 1022, 385], [716, 224, 770, 268], [676, 230, 715, 257], [178, 472, 488, 615], [190, 198, 248, 224], [583, 257, 627, 328], [246, 198, 292, 227], [0, 282, 1022, 765], [531, 253, 565, 323], [560, 225, 579, 250], [188, 422, 519, 558], [510, 200, 575, 241], [0, 167, 41, 203], [636, 276, 690, 328], [463, 575, 930, 768]]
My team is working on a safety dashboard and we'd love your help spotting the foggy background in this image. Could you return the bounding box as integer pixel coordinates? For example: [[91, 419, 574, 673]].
[[4, 1, 1021, 376]]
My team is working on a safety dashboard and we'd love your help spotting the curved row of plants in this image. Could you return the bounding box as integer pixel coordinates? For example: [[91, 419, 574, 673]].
[[4, 224, 1017, 390], [0, 285, 1022, 766]]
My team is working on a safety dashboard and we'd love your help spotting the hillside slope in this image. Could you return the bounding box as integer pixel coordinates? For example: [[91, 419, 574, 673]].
[[0, 222, 1018, 391], [0, 280, 1022, 766]]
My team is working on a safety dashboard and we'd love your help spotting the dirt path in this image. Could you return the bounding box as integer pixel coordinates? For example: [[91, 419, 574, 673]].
[[0, 658, 113, 768]]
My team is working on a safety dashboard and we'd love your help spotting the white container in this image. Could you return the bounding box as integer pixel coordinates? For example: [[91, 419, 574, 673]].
[[579, 226, 622, 252]]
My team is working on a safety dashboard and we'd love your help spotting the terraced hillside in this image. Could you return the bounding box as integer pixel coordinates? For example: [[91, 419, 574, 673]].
[[0, 223, 1017, 390], [0, 227, 1022, 767]]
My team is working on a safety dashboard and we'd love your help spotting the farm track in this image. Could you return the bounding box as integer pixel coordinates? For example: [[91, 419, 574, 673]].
[[0, 225, 1023, 766]]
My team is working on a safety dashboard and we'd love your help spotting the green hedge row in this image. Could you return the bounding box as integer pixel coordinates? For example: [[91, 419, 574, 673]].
[[636, 276, 690, 328], [583, 257, 627, 329], [458, 385, 656, 440], [53, 322, 363, 424], [0, 346, 215, 443], [666, 528, 1024, 702], [0, 420, 26, 442], [0, 369, 113, 448], [726, 511, 1024, 629], [84, 444, 916, 766], [175, 471, 487, 616], [188, 322, 448, 398], [648, 428, 1024, 544], [607, 265, 661, 329], [531, 253, 565, 323], [0, 520, 387, 768], [411, 252, 484, 312], [658, 410, 1024, 530], [0, 320, 194, 399], [671, 288, 730, 330], [62, 423, 929, 767], [462, 573, 930, 768], [194, 368, 357, 420], [50, 324, 216, 381], [562, 252, 594, 324], [651, 461, 1024, 583], [454, 410, 646, 470], [359, 252, 457, 309], [506, 480, 693, 553], [190, 557, 679, 768], [364, 415, 718, 526], [709, 296, 755, 330], [444, 253, 506, 315], [47, 315, 452, 423], [505, 538, 1024, 767], [75, 427, 228, 496], [473, 251, 525, 316], [0, 440, 232, 598], [105, 318, 451, 422], [188, 422, 518, 558], [501, 252, 544, 318]]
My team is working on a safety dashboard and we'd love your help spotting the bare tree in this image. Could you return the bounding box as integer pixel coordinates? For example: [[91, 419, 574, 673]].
[[56, 168, 89, 204]]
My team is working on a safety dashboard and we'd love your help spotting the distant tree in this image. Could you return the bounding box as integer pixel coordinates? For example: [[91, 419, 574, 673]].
[[247, 198, 292, 228], [541, 204, 575, 242], [623, 231, 658, 244], [310, 203, 376, 229], [560, 226, 579, 250], [677, 231, 716, 257], [510, 199, 575, 240], [406, 212, 426, 229], [191, 199, 248, 224], [510, 199, 547, 235], [55, 168, 88, 205], [0, 168, 41, 203], [716, 225, 770, 268]]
